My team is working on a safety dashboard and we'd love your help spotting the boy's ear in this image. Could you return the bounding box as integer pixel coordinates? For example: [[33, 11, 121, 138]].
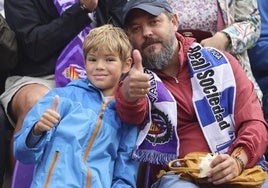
[[122, 57, 133, 74]]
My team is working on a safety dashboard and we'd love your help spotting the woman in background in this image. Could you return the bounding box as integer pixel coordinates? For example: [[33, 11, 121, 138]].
[[168, 0, 262, 102]]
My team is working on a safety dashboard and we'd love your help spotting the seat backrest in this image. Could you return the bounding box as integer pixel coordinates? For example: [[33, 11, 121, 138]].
[[11, 161, 34, 188], [0, 104, 13, 187]]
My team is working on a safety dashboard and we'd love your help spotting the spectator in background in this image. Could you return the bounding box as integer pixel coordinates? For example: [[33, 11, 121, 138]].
[[167, 0, 263, 103], [248, 0, 268, 119], [116, 0, 268, 187], [1, 0, 127, 169], [14, 24, 138, 187], [0, 1, 18, 186], [0, 0, 18, 88]]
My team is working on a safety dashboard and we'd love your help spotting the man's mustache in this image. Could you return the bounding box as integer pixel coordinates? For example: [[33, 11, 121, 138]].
[[141, 37, 162, 50]]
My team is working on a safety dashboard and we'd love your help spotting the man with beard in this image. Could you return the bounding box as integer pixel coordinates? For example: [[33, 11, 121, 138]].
[[115, 0, 268, 187]]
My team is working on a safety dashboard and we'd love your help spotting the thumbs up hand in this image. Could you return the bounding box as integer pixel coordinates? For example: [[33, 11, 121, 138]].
[[120, 49, 150, 102], [33, 95, 61, 136]]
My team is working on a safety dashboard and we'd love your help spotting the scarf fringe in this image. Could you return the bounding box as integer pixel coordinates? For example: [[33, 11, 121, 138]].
[[132, 149, 177, 165], [258, 156, 268, 171]]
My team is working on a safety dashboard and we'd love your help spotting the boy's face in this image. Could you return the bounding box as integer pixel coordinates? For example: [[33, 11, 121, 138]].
[[85, 51, 131, 96]]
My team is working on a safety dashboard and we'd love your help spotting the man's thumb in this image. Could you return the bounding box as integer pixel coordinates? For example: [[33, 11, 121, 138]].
[[132, 49, 143, 71]]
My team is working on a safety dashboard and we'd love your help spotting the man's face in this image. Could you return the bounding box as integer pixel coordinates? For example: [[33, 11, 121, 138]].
[[126, 9, 178, 70]]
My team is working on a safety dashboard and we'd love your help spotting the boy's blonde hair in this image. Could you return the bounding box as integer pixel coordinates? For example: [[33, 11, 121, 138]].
[[83, 24, 132, 62]]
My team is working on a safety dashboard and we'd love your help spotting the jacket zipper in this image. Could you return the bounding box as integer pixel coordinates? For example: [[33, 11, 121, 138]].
[[44, 151, 59, 188], [83, 98, 113, 188]]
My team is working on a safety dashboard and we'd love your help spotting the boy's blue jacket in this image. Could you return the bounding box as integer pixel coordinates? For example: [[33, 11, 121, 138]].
[[14, 79, 139, 188]]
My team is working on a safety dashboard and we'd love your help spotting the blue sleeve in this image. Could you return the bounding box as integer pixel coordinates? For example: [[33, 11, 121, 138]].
[[26, 128, 43, 148], [111, 123, 139, 188], [13, 90, 71, 164]]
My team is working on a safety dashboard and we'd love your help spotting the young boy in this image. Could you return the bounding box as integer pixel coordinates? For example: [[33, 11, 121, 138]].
[[13, 24, 138, 187]]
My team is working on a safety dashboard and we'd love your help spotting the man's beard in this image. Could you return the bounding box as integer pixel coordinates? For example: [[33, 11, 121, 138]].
[[140, 35, 176, 70]]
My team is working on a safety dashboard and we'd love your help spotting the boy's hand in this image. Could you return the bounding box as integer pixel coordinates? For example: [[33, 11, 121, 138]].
[[121, 49, 150, 102], [33, 95, 60, 136]]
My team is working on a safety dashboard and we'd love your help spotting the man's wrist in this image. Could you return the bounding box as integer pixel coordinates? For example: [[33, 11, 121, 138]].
[[220, 31, 231, 47], [231, 147, 246, 174], [232, 155, 245, 174]]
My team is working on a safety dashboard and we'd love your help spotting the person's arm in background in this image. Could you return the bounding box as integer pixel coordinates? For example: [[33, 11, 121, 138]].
[[4, 0, 96, 63], [0, 13, 18, 71], [95, 0, 127, 28], [201, 0, 260, 54]]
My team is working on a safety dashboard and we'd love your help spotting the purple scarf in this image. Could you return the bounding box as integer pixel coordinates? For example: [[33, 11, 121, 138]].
[[53, 0, 92, 87], [131, 69, 179, 165]]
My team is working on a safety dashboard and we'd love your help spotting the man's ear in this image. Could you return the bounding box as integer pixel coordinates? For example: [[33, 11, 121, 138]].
[[171, 13, 179, 32], [122, 57, 133, 74]]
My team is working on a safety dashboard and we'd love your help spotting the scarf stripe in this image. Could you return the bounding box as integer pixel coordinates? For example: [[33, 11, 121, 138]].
[[188, 43, 236, 153]]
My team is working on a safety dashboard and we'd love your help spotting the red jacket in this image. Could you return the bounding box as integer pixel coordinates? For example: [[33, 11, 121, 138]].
[[116, 33, 268, 168]]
